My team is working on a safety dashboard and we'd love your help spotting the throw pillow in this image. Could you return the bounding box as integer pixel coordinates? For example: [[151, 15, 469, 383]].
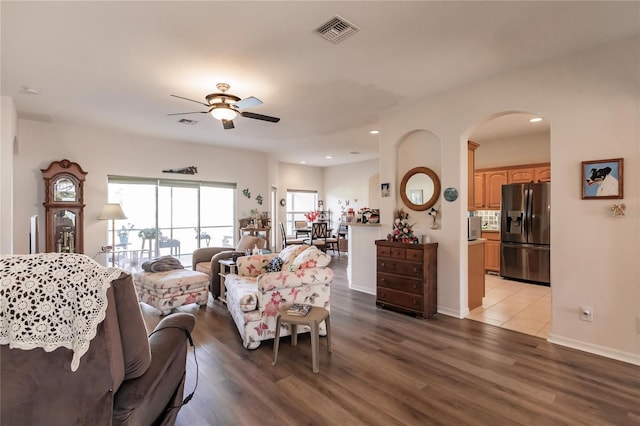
[[289, 245, 331, 271], [236, 235, 265, 252], [279, 244, 309, 271], [267, 256, 283, 273]]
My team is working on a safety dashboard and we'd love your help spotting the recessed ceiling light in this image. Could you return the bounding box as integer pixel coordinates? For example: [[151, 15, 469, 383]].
[[325, 156, 333, 159], [300, 161, 306, 164], [369, 130, 380, 134], [529, 117, 543, 123]]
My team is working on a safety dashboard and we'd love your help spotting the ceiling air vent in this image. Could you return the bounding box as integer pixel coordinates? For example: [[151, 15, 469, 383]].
[[315, 15, 360, 44], [178, 118, 198, 125]]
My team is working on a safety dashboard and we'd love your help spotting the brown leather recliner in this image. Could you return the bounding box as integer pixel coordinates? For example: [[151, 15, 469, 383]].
[[1, 272, 195, 426], [192, 235, 266, 299]]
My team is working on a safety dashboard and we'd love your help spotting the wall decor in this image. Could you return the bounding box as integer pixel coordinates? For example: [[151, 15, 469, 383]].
[[381, 183, 390, 197], [279, 198, 286, 207], [256, 195, 263, 205], [443, 187, 458, 202], [581, 158, 623, 199], [242, 188, 251, 199], [162, 166, 197, 174]]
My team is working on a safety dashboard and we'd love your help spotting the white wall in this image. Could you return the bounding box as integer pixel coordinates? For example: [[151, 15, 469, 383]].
[[1, 97, 17, 254], [379, 36, 639, 364], [12, 120, 272, 257], [475, 132, 550, 169], [323, 159, 379, 227]]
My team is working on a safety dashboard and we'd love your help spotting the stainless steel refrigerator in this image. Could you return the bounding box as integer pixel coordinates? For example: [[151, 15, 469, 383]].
[[500, 182, 550, 285]]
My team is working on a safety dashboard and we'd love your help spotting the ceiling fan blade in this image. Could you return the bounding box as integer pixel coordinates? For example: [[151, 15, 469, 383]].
[[170, 94, 209, 107], [233, 96, 263, 110], [167, 111, 208, 116], [222, 119, 235, 130], [240, 111, 280, 123]]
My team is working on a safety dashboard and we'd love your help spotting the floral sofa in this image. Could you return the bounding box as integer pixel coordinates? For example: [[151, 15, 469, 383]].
[[224, 244, 333, 349]]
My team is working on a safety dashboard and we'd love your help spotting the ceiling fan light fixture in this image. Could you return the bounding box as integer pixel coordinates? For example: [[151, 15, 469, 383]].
[[210, 107, 237, 121]]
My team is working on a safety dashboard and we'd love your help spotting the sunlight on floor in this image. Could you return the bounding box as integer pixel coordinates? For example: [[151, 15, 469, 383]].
[[468, 274, 551, 339]]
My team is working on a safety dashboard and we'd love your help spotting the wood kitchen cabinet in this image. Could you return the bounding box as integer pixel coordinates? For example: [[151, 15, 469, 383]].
[[474, 163, 550, 210], [375, 240, 438, 318], [535, 166, 551, 182], [473, 173, 485, 209], [508, 168, 535, 183], [474, 170, 506, 209], [468, 141, 479, 211], [509, 165, 551, 183], [468, 241, 485, 310], [482, 231, 500, 273]]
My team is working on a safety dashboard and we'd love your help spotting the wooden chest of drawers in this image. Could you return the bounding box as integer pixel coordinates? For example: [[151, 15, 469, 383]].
[[375, 240, 438, 318]]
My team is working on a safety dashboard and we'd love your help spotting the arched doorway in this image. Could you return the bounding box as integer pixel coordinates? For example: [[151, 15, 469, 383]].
[[466, 112, 552, 338]]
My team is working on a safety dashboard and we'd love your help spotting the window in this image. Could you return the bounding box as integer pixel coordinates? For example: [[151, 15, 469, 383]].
[[107, 176, 235, 265], [285, 190, 317, 234]]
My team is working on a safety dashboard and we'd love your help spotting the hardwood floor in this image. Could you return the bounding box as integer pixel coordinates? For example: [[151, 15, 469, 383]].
[[142, 255, 640, 426]]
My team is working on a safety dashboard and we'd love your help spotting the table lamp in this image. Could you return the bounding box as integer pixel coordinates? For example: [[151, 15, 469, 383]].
[[98, 203, 127, 266]]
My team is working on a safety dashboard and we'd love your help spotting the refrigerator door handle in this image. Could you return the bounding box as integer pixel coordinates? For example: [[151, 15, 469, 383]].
[[524, 187, 532, 242]]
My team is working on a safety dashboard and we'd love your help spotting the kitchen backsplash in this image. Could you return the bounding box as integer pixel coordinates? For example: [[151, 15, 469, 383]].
[[477, 210, 500, 229]]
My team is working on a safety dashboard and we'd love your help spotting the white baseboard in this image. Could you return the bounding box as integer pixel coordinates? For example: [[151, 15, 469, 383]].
[[548, 333, 640, 366], [349, 285, 376, 296], [437, 306, 465, 319]]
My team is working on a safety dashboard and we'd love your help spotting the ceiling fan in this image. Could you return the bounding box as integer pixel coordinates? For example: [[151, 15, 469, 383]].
[[169, 83, 280, 130]]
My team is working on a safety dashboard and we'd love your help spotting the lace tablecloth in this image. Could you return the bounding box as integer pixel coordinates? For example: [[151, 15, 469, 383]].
[[0, 253, 122, 371]]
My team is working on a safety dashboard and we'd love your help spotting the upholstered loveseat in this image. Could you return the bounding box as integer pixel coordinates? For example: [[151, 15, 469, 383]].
[[224, 245, 333, 349], [192, 235, 267, 299]]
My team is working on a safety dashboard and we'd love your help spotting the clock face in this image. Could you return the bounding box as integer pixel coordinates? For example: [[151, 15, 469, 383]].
[[443, 187, 458, 202], [54, 177, 77, 202], [279, 198, 286, 207]]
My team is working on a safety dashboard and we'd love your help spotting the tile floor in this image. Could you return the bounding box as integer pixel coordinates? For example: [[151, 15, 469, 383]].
[[467, 274, 551, 338]]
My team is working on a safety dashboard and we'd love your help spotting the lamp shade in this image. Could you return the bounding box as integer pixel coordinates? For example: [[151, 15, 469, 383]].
[[98, 203, 127, 220]]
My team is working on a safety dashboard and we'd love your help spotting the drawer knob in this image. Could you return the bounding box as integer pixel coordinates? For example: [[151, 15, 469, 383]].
[[381, 262, 385, 267], [412, 284, 417, 289], [413, 267, 418, 272]]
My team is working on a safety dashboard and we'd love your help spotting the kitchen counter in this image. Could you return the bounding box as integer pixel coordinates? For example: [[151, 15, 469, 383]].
[[481, 228, 500, 233], [468, 238, 486, 246], [341, 222, 381, 227], [346, 224, 381, 295]]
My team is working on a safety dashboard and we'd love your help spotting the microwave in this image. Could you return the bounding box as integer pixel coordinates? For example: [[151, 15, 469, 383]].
[[468, 216, 482, 241]]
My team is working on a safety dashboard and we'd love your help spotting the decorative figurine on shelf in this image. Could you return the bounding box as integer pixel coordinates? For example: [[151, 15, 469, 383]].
[[388, 208, 419, 244], [428, 207, 438, 229]]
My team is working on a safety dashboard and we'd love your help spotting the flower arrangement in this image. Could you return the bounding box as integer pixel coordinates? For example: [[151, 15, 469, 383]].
[[387, 208, 419, 244], [304, 210, 320, 222]]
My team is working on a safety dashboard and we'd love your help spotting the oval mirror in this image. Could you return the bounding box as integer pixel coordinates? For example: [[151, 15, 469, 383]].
[[399, 167, 441, 211]]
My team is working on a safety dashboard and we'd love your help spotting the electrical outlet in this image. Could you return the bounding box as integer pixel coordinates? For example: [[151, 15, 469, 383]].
[[580, 306, 593, 322]]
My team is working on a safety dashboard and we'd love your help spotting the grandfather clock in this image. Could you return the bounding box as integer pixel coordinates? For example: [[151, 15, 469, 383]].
[[41, 159, 88, 254]]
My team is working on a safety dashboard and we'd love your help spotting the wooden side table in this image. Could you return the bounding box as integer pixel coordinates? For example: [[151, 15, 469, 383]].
[[217, 259, 236, 304], [272, 306, 331, 373]]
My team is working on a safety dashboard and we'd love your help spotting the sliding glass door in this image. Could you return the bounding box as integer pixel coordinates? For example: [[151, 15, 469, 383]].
[[107, 176, 235, 266]]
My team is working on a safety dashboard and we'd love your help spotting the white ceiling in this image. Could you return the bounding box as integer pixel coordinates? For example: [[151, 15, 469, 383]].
[[2, 1, 638, 166]]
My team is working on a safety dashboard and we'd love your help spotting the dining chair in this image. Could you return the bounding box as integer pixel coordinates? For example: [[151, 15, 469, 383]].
[[304, 222, 328, 252], [294, 220, 308, 238], [279, 222, 305, 249]]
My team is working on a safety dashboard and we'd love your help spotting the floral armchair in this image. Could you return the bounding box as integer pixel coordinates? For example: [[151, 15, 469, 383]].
[[224, 245, 332, 349]]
